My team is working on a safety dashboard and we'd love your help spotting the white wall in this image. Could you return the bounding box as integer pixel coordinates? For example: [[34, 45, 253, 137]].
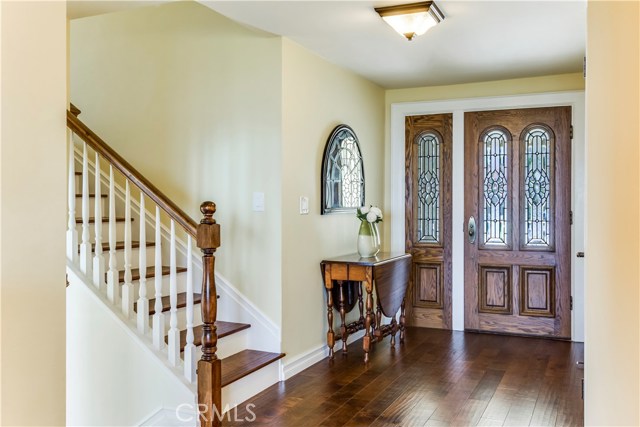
[[280, 39, 385, 360], [0, 2, 67, 425], [584, 1, 640, 425], [70, 2, 284, 326], [66, 277, 195, 426]]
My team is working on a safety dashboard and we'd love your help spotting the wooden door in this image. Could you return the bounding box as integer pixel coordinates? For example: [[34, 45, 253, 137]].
[[464, 107, 571, 338], [405, 114, 452, 329]]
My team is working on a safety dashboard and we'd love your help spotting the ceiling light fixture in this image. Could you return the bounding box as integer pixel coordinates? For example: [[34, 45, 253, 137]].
[[375, 1, 444, 41]]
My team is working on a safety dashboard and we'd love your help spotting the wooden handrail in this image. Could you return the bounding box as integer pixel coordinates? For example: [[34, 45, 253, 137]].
[[66, 108, 198, 237]]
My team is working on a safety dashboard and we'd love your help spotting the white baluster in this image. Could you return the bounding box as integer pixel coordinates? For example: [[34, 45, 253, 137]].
[[152, 207, 165, 349], [92, 152, 105, 289], [167, 220, 180, 366], [122, 180, 134, 318], [137, 194, 149, 334], [79, 142, 92, 276], [184, 235, 196, 382], [66, 132, 78, 262], [106, 165, 120, 304]]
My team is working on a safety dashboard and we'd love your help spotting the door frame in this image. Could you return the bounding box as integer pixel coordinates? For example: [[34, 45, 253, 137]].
[[389, 91, 585, 341]]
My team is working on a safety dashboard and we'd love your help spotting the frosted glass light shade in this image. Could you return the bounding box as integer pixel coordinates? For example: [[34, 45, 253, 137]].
[[375, 1, 444, 41]]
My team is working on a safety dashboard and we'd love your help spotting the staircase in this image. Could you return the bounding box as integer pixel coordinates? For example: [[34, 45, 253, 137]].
[[66, 106, 284, 426]]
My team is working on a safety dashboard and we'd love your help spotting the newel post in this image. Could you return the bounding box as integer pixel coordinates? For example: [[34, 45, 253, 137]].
[[196, 201, 222, 427]]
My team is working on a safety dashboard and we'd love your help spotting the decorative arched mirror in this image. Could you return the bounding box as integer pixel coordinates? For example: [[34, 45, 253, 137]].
[[321, 124, 365, 214]]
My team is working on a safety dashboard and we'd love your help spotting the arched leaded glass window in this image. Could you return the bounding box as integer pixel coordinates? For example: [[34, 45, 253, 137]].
[[321, 125, 365, 214], [415, 131, 441, 244], [480, 127, 511, 247], [521, 124, 555, 249]]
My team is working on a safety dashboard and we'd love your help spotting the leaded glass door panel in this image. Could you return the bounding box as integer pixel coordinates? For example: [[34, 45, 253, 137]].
[[464, 107, 571, 338], [405, 114, 452, 329]]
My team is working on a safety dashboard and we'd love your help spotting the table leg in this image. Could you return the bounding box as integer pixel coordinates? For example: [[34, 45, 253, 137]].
[[390, 315, 398, 347], [324, 268, 335, 360], [357, 282, 365, 326], [338, 281, 348, 353], [375, 302, 383, 342], [400, 297, 406, 343], [363, 269, 373, 363]]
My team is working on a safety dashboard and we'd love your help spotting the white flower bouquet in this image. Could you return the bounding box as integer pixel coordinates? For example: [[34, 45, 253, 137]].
[[357, 205, 383, 224]]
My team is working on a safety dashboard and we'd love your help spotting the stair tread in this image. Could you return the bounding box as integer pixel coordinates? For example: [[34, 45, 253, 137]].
[[221, 350, 285, 387], [75, 193, 108, 198], [76, 216, 128, 223], [167, 320, 251, 351], [117, 266, 187, 282], [100, 241, 155, 252], [144, 292, 202, 315]]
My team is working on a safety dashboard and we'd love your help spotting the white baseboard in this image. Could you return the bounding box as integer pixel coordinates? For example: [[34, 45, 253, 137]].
[[280, 330, 365, 380]]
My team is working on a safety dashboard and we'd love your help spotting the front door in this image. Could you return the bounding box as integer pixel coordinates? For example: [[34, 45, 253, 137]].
[[405, 113, 452, 329], [464, 107, 572, 338]]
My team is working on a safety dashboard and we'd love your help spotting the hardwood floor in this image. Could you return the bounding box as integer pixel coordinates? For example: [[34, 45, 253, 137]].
[[223, 327, 583, 426]]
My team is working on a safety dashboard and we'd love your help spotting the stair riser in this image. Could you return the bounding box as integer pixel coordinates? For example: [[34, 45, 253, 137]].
[[195, 328, 249, 360], [158, 306, 203, 334], [75, 221, 127, 243], [121, 272, 193, 301], [111, 247, 156, 270], [76, 196, 124, 218]]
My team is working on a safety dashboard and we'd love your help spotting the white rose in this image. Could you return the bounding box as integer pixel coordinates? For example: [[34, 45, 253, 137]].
[[366, 211, 377, 223], [370, 207, 382, 217], [360, 206, 370, 214]]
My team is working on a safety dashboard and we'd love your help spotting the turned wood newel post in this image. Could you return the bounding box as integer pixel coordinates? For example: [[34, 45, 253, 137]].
[[196, 201, 222, 427]]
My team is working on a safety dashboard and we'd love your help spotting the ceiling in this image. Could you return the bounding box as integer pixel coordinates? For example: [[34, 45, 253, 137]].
[[68, 0, 586, 89]]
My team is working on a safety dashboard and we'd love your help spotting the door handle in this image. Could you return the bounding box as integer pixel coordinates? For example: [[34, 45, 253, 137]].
[[468, 216, 476, 244]]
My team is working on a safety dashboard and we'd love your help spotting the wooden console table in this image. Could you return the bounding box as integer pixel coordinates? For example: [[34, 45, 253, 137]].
[[320, 252, 411, 363]]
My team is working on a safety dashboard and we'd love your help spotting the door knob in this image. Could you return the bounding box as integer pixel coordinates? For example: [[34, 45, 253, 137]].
[[468, 216, 476, 244]]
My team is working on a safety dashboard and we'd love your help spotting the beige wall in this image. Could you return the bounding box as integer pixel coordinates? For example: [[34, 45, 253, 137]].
[[382, 72, 585, 246], [0, 1, 67, 425], [280, 39, 385, 358], [70, 2, 284, 325], [585, 1, 640, 425]]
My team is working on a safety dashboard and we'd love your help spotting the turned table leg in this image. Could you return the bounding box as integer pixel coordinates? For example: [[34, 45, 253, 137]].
[[400, 297, 406, 343], [375, 302, 383, 342], [323, 267, 335, 360], [357, 282, 365, 326], [338, 281, 348, 353], [390, 315, 398, 347], [363, 269, 374, 363]]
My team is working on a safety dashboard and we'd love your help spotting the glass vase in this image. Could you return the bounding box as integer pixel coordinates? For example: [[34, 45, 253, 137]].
[[357, 221, 380, 258]]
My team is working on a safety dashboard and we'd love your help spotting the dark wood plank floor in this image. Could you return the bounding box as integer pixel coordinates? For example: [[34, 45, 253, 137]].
[[223, 327, 584, 426]]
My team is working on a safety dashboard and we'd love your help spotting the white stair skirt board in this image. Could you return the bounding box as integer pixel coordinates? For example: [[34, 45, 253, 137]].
[[139, 408, 196, 427]]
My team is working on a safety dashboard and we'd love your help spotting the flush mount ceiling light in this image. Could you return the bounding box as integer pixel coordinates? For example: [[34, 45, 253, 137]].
[[375, 1, 444, 41]]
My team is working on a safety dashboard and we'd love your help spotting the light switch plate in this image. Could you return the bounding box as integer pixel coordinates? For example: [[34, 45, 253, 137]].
[[252, 192, 265, 212], [299, 196, 309, 215]]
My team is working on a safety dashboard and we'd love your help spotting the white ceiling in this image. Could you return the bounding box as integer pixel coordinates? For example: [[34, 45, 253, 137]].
[[68, 0, 586, 89]]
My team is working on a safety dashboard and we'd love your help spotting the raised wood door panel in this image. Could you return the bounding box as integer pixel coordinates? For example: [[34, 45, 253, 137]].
[[405, 114, 452, 329], [464, 107, 571, 338]]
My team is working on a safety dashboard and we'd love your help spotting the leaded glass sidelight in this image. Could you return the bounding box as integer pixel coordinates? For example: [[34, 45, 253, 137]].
[[522, 127, 554, 248], [321, 125, 365, 214], [416, 132, 441, 243], [482, 129, 510, 247]]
